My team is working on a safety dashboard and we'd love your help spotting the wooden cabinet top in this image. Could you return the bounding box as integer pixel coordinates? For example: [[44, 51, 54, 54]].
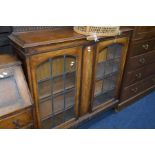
[[9, 27, 132, 48], [9, 28, 86, 48]]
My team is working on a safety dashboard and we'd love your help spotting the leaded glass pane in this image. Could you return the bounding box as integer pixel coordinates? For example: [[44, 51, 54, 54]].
[[93, 43, 123, 108]]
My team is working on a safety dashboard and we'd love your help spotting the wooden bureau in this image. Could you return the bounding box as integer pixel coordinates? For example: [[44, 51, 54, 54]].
[[0, 54, 33, 129], [118, 26, 155, 110]]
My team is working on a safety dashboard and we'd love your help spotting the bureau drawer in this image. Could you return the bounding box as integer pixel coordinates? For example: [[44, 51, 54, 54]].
[[128, 50, 155, 70], [121, 74, 155, 101], [131, 39, 155, 56], [125, 62, 155, 86], [0, 109, 33, 129]]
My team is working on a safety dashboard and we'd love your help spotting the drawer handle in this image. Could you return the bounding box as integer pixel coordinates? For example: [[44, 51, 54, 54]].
[[135, 73, 142, 79], [142, 44, 149, 50], [12, 120, 21, 129], [131, 88, 138, 93], [139, 58, 146, 64]]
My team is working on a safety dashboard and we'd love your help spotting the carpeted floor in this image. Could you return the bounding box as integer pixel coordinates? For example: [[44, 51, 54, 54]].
[[79, 91, 155, 129]]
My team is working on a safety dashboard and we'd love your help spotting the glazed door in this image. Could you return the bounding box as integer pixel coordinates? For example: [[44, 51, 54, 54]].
[[91, 37, 129, 111], [30, 47, 82, 128]]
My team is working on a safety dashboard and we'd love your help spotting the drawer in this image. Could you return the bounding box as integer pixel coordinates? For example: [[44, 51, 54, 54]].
[[0, 109, 33, 129], [143, 75, 155, 90], [124, 62, 155, 86], [121, 74, 155, 101], [135, 27, 155, 33], [133, 27, 155, 40], [128, 50, 155, 70], [130, 39, 155, 56]]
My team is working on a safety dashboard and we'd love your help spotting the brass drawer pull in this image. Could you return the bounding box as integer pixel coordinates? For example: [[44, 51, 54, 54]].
[[139, 58, 146, 64], [12, 120, 22, 129], [131, 87, 138, 93], [135, 73, 142, 79], [142, 44, 149, 50]]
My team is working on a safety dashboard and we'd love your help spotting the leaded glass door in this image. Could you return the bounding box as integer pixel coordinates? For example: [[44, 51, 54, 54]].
[[92, 38, 129, 110], [31, 47, 82, 128]]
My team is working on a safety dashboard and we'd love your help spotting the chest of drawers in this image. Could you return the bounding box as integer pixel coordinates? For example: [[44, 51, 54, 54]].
[[118, 26, 155, 110]]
